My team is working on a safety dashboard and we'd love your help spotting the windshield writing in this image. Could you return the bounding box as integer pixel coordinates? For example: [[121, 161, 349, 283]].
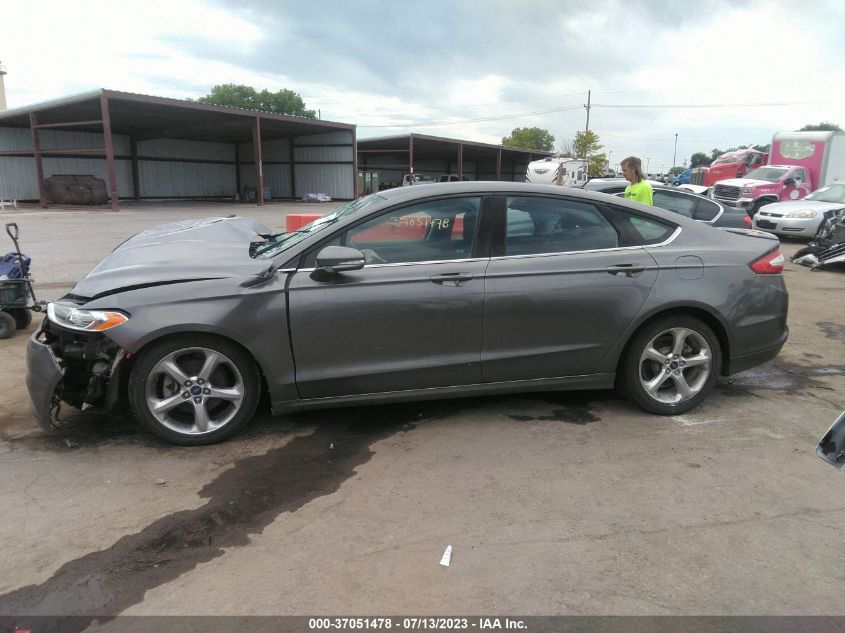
[[251, 194, 382, 259]]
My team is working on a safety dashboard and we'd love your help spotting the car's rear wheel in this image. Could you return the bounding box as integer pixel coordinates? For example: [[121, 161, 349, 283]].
[[128, 335, 261, 445], [622, 316, 721, 415]]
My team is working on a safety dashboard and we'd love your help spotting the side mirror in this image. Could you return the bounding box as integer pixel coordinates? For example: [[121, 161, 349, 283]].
[[783, 178, 795, 187], [315, 245, 366, 273]]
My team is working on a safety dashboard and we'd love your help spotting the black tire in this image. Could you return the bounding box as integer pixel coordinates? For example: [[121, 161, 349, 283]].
[[128, 335, 261, 445], [0, 311, 15, 339], [750, 199, 773, 217], [10, 308, 33, 330], [621, 315, 722, 415]]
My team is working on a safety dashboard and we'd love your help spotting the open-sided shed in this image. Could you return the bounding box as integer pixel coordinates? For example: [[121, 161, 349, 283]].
[[0, 89, 357, 210], [357, 133, 551, 190]]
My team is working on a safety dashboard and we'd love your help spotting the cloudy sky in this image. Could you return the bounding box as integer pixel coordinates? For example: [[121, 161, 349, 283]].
[[2, 0, 843, 172]]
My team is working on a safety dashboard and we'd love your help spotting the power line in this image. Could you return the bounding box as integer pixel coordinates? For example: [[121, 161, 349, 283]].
[[306, 91, 587, 112], [357, 104, 583, 128], [593, 101, 813, 109]]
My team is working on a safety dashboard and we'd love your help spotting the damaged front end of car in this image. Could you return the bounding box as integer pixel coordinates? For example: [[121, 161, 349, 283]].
[[26, 299, 131, 431]]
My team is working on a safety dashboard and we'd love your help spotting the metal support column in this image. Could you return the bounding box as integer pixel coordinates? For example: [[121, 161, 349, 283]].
[[234, 142, 241, 199], [100, 93, 120, 211], [29, 113, 47, 208], [458, 143, 463, 180], [289, 138, 296, 200], [496, 149, 502, 181], [130, 138, 140, 201], [252, 116, 264, 206], [352, 126, 358, 198], [408, 135, 414, 179]]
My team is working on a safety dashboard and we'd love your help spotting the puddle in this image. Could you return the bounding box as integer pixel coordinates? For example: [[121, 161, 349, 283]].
[[817, 321, 845, 343], [720, 359, 845, 395], [504, 392, 604, 425], [0, 401, 451, 628]]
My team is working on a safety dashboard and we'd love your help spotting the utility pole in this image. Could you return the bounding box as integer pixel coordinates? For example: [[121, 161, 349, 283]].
[[584, 90, 591, 134], [672, 133, 678, 172]]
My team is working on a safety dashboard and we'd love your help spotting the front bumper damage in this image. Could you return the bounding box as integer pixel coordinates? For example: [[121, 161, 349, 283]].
[[25, 320, 127, 431], [26, 330, 65, 431]]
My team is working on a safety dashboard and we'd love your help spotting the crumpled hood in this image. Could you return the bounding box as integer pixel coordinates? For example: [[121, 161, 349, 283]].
[[70, 216, 274, 299]]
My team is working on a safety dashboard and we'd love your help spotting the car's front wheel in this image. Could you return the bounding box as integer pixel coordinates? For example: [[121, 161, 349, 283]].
[[622, 316, 721, 415], [128, 335, 261, 445]]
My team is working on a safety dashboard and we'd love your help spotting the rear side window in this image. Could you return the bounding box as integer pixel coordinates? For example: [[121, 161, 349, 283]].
[[652, 190, 695, 218], [602, 206, 676, 246], [503, 196, 619, 255]]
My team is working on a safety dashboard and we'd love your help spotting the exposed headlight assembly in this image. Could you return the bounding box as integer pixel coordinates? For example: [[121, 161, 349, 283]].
[[785, 209, 817, 218], [740, 186, 757, 195], [47, 303, 129, 332]]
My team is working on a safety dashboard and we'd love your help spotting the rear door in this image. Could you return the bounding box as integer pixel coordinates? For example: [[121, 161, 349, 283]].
[[482, 195, 668, 382], [288, 195, 491, 399]]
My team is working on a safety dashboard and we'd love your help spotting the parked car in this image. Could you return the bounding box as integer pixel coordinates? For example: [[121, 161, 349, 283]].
[[580, 178, 751, 228], [752, 183, 845, 238], [672, 168, 692, 186], [27, 182, 788, 445]]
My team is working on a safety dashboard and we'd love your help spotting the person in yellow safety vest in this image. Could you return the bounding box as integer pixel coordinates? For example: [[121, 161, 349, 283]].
[[621, 156, 654, 205]]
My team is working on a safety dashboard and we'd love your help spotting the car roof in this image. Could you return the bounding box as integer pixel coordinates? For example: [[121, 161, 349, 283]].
[[368, 181, 696, 228]]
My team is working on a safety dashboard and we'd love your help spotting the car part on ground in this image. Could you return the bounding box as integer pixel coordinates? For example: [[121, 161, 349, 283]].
[[817, 410, 845, 469], [25, 182, 789, 444], [792, 209, 845, 270]]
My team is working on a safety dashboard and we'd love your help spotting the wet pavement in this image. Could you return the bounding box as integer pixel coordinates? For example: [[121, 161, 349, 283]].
[[0, 212, 844, 619]]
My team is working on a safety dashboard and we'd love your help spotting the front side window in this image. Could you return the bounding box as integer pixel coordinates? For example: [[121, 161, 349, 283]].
[[504, 196, 619, 256], [335, 197, 482, 265]]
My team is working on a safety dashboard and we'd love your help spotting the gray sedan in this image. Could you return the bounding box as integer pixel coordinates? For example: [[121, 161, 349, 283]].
[[26, 182, 789, 445], [579, 178, 751, 228]]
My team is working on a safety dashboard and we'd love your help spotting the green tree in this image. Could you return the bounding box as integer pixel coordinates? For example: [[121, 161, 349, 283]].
[[196, 84, 317, 118], [501, 127, 555, 151], [690, 152, 711, 167], [571, 130, 607, 177], [799, 121, 842, 132]]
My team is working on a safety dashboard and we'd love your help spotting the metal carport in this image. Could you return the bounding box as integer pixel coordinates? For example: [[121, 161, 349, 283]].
[[356, 133, 552, 190], [0, 89, 357, 210]]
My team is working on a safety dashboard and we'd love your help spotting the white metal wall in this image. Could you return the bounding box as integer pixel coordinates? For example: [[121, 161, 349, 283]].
[[238, 130, 354, 199], [1, 125, 354, 201]]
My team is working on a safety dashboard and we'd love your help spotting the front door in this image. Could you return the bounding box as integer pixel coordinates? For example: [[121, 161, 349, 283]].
[[288, 195, 489, 399]]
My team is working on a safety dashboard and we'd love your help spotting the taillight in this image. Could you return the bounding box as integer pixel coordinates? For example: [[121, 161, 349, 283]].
[[749, 249, 784, 274], [744, 215, 752, 227]]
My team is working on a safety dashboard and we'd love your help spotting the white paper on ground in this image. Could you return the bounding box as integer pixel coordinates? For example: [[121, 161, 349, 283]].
[[439, 545, 452, 567]]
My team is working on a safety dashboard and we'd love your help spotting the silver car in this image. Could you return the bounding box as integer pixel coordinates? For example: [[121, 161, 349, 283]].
[[26, 182, 789, 445], [753, 183, 845, 238]]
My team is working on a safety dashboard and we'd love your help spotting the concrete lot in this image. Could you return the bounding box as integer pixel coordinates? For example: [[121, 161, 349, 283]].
[[0, 201, 843, 622]]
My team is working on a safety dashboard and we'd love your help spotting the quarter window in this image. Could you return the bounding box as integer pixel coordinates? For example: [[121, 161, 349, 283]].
[[504, 197, 619, 256], [603, 206, 676, 246]]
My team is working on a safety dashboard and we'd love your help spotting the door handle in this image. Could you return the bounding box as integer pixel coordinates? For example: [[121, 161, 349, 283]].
[[606, 264, 646, 277], [429, 272, 474, 286]]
